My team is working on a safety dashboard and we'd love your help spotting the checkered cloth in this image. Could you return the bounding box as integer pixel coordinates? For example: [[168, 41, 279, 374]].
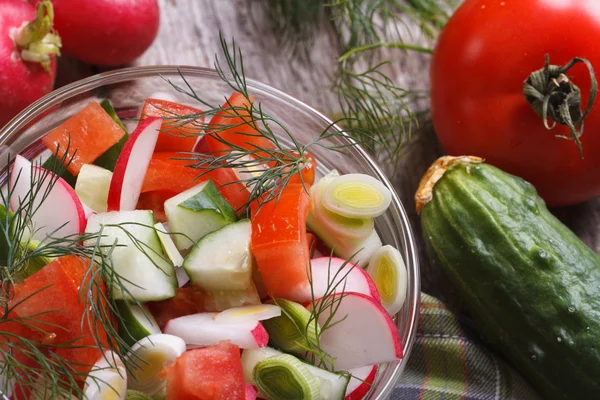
[[393, 294, 542, 400]]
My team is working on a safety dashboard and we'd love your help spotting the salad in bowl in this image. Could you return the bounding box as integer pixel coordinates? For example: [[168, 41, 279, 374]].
[[0, 42, 419, 400]]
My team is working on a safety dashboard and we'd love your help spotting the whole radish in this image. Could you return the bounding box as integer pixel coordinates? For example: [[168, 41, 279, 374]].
[[0, 0, 60, 127], [30, 0, 160, 66]]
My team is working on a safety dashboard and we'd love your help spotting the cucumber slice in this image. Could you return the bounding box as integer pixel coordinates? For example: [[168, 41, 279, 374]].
[[85, 210, 177, 302], [116, 301, 161, 347], [75, 164, 112, 213], [165, 180, 238, 250], [93, 99, 129, 171], [183, 219, 252, 291]]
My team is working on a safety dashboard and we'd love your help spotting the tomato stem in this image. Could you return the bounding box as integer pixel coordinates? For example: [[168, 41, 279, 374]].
[[14, 1, 61, 72], [523, 55, 597, 159]]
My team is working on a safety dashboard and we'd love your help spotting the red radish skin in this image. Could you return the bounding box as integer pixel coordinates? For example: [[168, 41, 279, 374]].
[[107, 117, 162, 211], [345, 365, 378, 400], [0, 0, 57, 127], [249, 324, 269, 349], [245, 384, 257, 400], [10, 157, 86, 240], [310, 292, 403, 370], [30, 0, 159, 65]]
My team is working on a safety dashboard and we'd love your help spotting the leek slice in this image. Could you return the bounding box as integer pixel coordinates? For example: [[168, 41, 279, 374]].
[[322, 173, 391, 218], [262, 299, 320, 354], [254, 354, 320, 400], [366, 245, 407, 315]]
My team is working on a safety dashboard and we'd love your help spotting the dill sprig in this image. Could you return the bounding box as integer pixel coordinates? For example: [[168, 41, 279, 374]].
[[260, 0, 458, 174], [159, 34, 367, 212]]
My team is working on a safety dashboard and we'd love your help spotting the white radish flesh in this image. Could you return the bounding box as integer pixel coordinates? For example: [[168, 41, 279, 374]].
[[164, 312, 269, 349], [309, 292, 402, 370], [107, 118, 162, 211], [367, 245, 407, 315], [344, 365, 377, 400]]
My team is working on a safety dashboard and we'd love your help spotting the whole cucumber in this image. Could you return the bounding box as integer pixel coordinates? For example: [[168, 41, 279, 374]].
[[416, 156, 600, 400]]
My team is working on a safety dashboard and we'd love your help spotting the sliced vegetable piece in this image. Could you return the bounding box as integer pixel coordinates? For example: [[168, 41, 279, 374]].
[[84, 210, 176, 302], [164, 312, 268, 349], [116, 302, 161, 347], [146, 286, 207, 330], [41, 101, 125, 175], [154, 222, 188, 287], [245, 384, 258, 400], [308, 257, 380, 302], [107, 118, 162, 211], [367, 245, 407, 315], [94, 99, 129, 171], [75, 164, 112, 213], [345, 365, 377, 400], [254, 354, 320, 400], [9, 255, 110, 376], [165, 180, 238, 250], [201, 92, 275, 158], [309, 292, 402, 370], [10, 158, 87, 240], [322, 173, 392, 218], [250, 184, 311, 301], [262, 299, 319, 354], [141, 152, 199, 194], [83, 351, 127, 400], [200, 286, 262, 312], [215, 304, 281, 325], [183, 220, 252, 290], [125, 390, 152, 400], [126, 334, 186, 396], [140, 98, 202, 152], [161, 342, 245, 400], [137, 190, 174, 223]]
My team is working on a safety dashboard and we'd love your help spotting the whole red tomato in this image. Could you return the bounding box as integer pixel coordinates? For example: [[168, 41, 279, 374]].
[[430, 0, 600, 206]]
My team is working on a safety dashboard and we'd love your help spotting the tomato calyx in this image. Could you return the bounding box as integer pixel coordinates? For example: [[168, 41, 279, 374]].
[[523, 54, 597, 159]]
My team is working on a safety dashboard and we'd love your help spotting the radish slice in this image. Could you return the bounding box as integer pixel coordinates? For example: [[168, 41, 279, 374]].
[[10, 160, 86, 240], [367, 245, 407, 315], [215, 304, 281, 325], [245, 384, 258, 400], [164, 312, 269, 349], [126, 334, 186, 396], [309, 292, 403, 370], [83, 351, 127, 400], [345, 365, 377, 400], [307, 257, 380, 303], [322, 174, 391, 218], [107, 118, 162, 211]]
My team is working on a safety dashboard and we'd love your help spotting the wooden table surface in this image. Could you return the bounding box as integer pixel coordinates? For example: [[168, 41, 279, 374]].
[[56, 0, 600, 300]]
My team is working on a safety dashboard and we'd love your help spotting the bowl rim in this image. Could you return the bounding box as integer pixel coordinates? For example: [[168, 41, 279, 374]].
[[0, 65, 421, 399]]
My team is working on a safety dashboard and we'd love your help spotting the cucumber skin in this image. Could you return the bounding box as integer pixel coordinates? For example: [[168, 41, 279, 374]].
[[420, 162, 600, 400]]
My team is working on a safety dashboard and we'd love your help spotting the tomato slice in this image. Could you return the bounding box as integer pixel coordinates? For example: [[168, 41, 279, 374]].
[[286, 151, 316, 187], [141, 152, 250, 212], [41, 101, 125, 175], [136, 190, 176, 223], [8, 255, 109, 377], [162, 342, 245, 400], [200, 92, 276, 157], [140, 98, 202, 152], [147, 286, 207, 330], [250, 184, 310, 301]]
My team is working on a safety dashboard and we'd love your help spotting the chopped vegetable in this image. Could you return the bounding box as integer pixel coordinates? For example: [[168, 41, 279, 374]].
[[367, 245, 407, 315], [261, 299, 319, 354], [215, 304, 281, 325], [75, 164, 113, 213], [307, 257, 380, 302], [322, 173, 391, 219], [254, 354, 320, 400], [83, 351, 127, 400], [251, 184, 311, 301], [41, 101, 125, 175], [116, 302, 161, 347]]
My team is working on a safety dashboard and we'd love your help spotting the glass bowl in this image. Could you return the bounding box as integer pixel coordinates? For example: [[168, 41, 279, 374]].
[[0, 66, 420, 400]]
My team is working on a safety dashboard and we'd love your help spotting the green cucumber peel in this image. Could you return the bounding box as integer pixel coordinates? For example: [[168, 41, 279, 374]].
[[93, 99, 129, 171], [178, 180, 237, 221]]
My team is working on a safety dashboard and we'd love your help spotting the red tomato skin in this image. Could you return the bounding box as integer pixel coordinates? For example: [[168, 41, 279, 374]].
[[31, 0, 159, 66], [163, 342, 245, 400], [430, 0, 600, 206], [0, 0, 57, 127]]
